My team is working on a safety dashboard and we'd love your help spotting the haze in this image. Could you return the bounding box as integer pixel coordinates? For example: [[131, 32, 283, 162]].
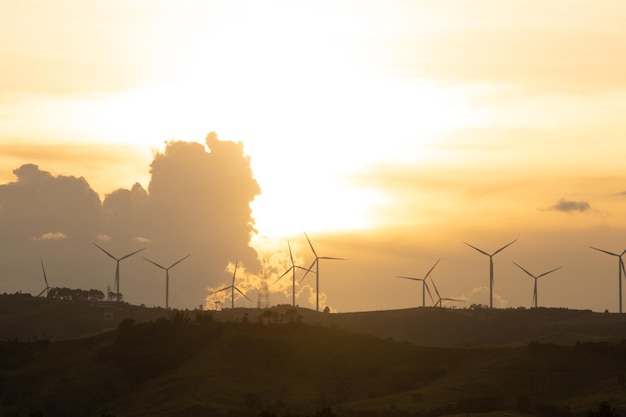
[[2, 1, 626, 313]]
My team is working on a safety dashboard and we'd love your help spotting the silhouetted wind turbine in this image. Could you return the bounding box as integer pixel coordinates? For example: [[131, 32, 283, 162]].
[[210, 261, 252, 309], [301, 232, 346, 312], [36, 260, 50, 297], [274, 240, 309, 307], [429, 276, 464, 307], [464, 239, 517, 309], [143, 254, 190, 310], [513, 262, 561, 308], [397, 258, 440, 307], [93, 243, 146, 302], [590, 246, 626, 313]]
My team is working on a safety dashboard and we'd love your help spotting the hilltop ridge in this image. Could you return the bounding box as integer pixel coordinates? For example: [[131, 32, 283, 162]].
[[4, 294, 626, 347]]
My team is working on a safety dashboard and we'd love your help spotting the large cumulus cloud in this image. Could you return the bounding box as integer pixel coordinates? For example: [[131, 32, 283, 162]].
[[0, 133, 261, 309]]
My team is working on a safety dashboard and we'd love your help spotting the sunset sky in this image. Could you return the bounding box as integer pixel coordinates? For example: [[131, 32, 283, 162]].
[[2, 1, 626, 313]]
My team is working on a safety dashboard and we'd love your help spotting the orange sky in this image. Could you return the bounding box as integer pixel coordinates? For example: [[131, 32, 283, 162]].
[[2, 1, 626, 312]]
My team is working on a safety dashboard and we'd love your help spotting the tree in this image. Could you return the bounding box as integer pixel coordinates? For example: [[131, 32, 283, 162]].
[[588, 401, 620, 417]]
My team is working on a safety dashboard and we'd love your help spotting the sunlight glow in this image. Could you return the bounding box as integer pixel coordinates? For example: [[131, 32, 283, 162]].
[[0, 0, 491, 238]]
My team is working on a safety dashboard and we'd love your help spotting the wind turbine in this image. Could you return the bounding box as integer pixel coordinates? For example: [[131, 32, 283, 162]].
[[274, 240, 309, 307], [301, 232, 346, 312], [513, 262, 561, 308], [209, 261, 252, 309], [464, 239, 517, 309], [429, 275, 464, 307], [590, 246, 626, 313], [93, 243, 146, 302], [36, 260, 50, 297], [397, 258, 440, 307], [143, 254, 190, 309]]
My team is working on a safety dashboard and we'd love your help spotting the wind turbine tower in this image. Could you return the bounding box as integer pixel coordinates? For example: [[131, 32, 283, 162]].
[[301, 232, 346, 312], [513, 262, 561, 308], [590, 246, 626, 313], [464, 239, 517, 309], [93, 243, 146, 302], [397, 258, 440, 307], [274, 240, 309, 307], [143, 254, 190, 309]]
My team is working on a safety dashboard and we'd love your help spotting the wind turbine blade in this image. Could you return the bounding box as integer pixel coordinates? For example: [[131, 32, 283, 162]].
[[537, 266, 562, 279], [119, 247, 147, 261], [40, 260, 49, 288], [493, 239, 517, 255], [209, 286, 231, 296], [169, 254, 191, 269], [429, 276, 441, 299], [464, 242, 490, 257], [319, 256, 347, 261], [513, 261, 535, 278], [304, 231, 318, 257], [92, 242, 118, 260], [424, 258, 441, 279], [36, 288, 47, 297], [590, 246, 619, 257], [234, 286, 252, 303], [397, 276, 422, 281], [143, 257, 166, 270], [274, 266, 294, 283], [287, 240, 295, 265], [300, 260, 317, 283], [622, 258, 626, 278], [232, 260, 238, 284]]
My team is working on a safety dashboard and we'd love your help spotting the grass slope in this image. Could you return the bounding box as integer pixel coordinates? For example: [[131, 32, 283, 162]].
[[2, 311, 626, 417]]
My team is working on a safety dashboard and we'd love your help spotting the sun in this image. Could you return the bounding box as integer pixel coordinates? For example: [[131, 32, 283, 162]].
[[27, 1, 490, 239]]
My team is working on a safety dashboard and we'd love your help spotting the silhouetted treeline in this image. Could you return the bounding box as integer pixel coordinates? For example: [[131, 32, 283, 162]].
[[47, 287, 105, 303]]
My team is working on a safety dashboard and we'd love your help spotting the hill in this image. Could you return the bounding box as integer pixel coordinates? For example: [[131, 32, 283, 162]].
[[1, 313, 626, 417], [215, 305, 626, 347], [5, 294, 626, 347], [0, 294, 167, 341]]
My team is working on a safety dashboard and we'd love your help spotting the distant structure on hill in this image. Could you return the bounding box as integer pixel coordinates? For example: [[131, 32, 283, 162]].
[[257, 264, 271, 309]]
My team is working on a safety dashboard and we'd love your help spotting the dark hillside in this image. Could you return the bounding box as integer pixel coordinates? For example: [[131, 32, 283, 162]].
[[0, 293, 167, 340], [5, 295, 626, 347], [215, 305, 626, 347], [1, 314, 626, 417]]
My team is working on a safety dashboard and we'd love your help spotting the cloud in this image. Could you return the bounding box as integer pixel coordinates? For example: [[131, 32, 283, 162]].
[[32, 232, 68, 241], [548, 198, 591, 213], [460, 286, 509, 308], [0, 164, 102, 242], [0, 133, 262, 309], [95, 233, 112, 242]]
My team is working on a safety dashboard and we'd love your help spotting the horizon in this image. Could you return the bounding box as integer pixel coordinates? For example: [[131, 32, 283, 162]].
[[2, 1, 626, 313]]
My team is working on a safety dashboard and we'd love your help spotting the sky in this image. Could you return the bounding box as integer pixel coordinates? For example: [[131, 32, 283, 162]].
[[2, 0, 626, 313]]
